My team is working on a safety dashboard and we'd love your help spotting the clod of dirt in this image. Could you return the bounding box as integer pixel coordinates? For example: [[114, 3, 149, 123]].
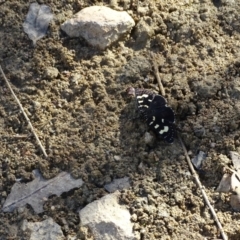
[[119, 55, 151, 83], [133, 17, 154, 49], [189, 75, 222, 98], [44, 66, 59, 80]]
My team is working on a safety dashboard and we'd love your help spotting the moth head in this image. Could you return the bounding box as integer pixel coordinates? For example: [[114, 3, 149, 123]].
[[126, 87, 136, 97]]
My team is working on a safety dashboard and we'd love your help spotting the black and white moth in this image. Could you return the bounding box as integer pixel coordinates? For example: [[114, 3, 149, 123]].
[[127, 87, 175, 143]]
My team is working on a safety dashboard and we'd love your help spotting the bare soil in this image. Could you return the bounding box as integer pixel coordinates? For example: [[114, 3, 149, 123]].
[[1, 0, 240, 239]]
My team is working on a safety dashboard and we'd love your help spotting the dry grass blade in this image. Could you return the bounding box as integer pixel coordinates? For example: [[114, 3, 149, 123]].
[[149, 52, 165, 96], [178, 134, 228, 240], [0, 64, 48, 158]]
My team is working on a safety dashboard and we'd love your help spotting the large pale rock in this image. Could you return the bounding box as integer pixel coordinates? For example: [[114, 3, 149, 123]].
[[79, 192, 135, 240], [61, 6, 135, 49]]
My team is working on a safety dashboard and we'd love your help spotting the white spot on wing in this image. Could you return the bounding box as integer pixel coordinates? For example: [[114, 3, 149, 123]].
[[149, 116, 155, 125], [154, 124, 159, 129], [159, 126, 169, 134], [137, 94, 149, 99]]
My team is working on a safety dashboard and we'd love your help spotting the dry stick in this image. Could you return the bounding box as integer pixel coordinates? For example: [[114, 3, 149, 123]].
[[150, 51, 226, 238], [0, 64, 48, 158], [1, 134, 30, 139], [149, 51, 227, 239], [178, 135, 228, 240], [150, 52, 165, 96]]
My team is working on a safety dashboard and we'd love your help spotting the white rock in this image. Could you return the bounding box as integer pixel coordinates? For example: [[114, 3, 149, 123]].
[[144, 132, 154, 144], [61, 6, 135, 49], [22, 218, 64, 240], [79, 192, 135, 240], [114, 155, 121, 161]]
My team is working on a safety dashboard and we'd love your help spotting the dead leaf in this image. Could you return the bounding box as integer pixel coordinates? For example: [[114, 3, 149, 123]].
[[231, 172, 240, 196], [23, 3, 53, 45], [230, 194, 240, 211], [217, 152, 240, 210], [230, 151, 240, 171], [191, 151, 207, 170], [2, 169, 83, 213], [216, 173, 231, 192]]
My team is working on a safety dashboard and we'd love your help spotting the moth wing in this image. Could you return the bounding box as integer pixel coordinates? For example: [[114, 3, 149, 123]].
[[148, 96, 175, 123], [136, 94, 155, 120], [147, 96, 175, 143], [147, 114, 175, 143]]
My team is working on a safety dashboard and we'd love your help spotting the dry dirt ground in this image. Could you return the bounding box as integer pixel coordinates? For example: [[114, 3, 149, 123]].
[[1, 0, 240, 239]]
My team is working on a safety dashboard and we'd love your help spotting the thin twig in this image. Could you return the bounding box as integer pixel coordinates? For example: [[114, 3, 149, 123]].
[[1, 134, 30, 139], [178, 134, 228, 240], [149, 52, 165, 96], [0, 64, 48, 158]]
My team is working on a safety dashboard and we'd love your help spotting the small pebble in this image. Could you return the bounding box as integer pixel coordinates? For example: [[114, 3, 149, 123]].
[[131, 213, 138, 222], [33, 101, 41, 109], [144, 132, 154, 144], [45, 67, 59, 80], [114, 155, 121, 161]]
